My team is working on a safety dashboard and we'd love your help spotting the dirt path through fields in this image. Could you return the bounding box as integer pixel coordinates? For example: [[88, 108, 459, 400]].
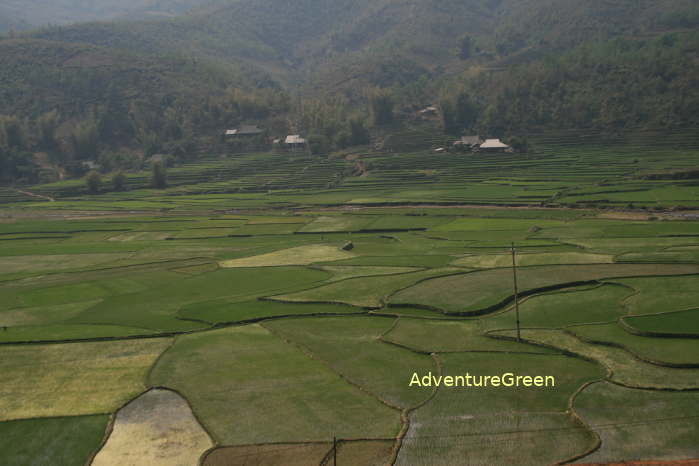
[[15, 189, 55, 202]]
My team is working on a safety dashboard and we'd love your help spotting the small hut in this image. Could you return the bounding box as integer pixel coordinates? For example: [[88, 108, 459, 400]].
[[285, 135, 307, 151], [479, 139, 510, 153]]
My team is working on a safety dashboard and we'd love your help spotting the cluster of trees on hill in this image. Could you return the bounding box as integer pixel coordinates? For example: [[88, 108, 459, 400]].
[[2, 1, 699, 186], [435, 31, 699, 137]]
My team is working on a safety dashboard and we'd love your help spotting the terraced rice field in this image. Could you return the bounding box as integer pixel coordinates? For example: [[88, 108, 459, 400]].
[[2, 137, 699, 464]]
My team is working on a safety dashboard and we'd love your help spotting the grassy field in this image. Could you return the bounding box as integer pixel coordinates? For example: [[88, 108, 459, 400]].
[[219, 244, 355, 267], [616, 275, 699, 316], [178, 299, 366, 325], [399, 410, 594, 466], [482, 283, 634, 330], [575, 382, 699, 463], [622, 308, 699, 336], [2, 142, 699, 465], [0, 338, 172, 421], [0, 415, 109, 466], [265, 316, 436, 409], [271, 267, 462, 308], [492, 329, 699, 389], [568, 322, 699, 366], [382, 318, 558, 354], [148, 325, 400, 445], [390, 264, 699, 314], [452, 252, 614, 268]]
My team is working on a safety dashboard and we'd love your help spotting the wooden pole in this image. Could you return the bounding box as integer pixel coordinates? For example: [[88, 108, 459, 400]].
[[511, 243, 521, 342], [333, 436, 337, 466]]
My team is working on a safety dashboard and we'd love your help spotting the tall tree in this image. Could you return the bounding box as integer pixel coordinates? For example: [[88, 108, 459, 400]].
[[151, 161, 167, 189], [85, 170, 102, 194], [112, 171, 127, 191], [368, 88, 395, 126]]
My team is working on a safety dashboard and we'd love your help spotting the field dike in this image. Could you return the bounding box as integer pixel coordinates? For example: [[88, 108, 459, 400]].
[[387, 279, 603, 316], [566, 324, 699, 369], [387, 352, 442, 466], [89, 388, 214, 466], [557, 380, 604, 465], [389, 268, 699, 317], [619, 308, 699, 339], [262, 316, 439, 466], [486, 329, 699, 391]]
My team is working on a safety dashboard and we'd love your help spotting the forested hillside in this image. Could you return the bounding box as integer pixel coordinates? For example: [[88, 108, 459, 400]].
[[1, 0, 699, 185], [0, 38, 287, 183]]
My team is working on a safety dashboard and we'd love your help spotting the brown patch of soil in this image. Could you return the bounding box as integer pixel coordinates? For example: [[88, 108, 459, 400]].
[[203, 443, 331, 466], [91, 389, 213, 466], [329, 440, 394, 466]]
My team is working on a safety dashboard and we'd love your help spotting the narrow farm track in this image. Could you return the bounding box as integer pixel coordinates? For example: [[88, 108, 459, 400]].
[[15, 189, 55, 202]]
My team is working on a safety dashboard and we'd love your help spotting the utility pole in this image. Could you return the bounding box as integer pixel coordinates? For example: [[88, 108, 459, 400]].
[[333, 436, 337, 466], [511, 242, 521, 342]]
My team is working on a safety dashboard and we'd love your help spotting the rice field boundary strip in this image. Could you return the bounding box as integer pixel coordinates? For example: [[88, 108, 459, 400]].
[[0, 257, 214, 285], [263, 268, 468, 310], [202, 443, 328, 465], [388, 270, 699, 317], [485, 328, 614, 379], [484, 281, 625, 321], [619, 308, 699, 338], [374, 281, 611, 322], [558, 380, 605, 465], [387, 353, 443, 466], [379, 336, 562, 357], [486, 329, 699, 392], [386, 279, 602, 316], [0, 310, 375, 346], [261, 317, 409, 413], [383, 412, 699, 442], [564, 326, 699, 369]]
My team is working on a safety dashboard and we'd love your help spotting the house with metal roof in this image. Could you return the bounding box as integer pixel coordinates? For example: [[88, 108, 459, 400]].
[[479, 139, 510, 152], [285, 135, 307, 151]]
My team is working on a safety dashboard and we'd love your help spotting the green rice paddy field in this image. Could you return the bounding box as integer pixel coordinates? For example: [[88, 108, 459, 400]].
[[1, 138, 699, 465]]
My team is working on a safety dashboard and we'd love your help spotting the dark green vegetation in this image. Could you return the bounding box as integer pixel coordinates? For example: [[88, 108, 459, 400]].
[[623, 308, 699, 336], [0, 415, 109, 466], [1, 199, 698, 464], [2, 0, 699, 186], [575, 382, 699, 463]]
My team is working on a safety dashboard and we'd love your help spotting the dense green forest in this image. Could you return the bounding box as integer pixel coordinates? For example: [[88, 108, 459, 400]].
[[1, 0, 699, 184]]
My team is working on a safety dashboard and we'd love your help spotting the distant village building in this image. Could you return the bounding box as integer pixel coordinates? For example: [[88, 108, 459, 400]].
[[285, 135, 307, 151], [419, 105, 438, 117], [479, 139, 510, 153], [82, 161, 101, 171], [225, 125, 264, 138], [453, 135, 482, 151]]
